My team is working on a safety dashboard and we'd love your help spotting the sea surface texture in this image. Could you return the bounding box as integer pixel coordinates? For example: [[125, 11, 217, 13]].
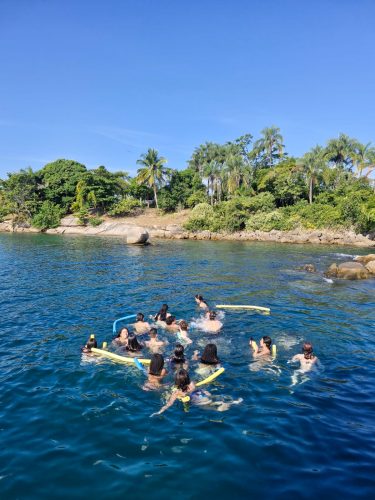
[[0, 234, 374, 499]]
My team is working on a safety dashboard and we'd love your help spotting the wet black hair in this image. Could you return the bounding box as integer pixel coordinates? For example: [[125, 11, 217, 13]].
[[195, 294, 208, 305], [262, 336, 272, 351], [209, 311, 217, 320], [155, 304, 169, 321], [200, 343, 220, 365], [171, 343, 185, 363], [303, 342, 314, 360], [165, 315, 176, 326], [175, 368, 190, 392], [126, 334, 143, 352], [116, 327, 129, 339], [86, 336, 97, 349], [136, 313, 145, 322], [149, 353, 165, 376], [149, 327, 158, 338]]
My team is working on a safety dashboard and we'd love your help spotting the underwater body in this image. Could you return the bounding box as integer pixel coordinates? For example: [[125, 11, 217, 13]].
[[0, 234, 374, 499]]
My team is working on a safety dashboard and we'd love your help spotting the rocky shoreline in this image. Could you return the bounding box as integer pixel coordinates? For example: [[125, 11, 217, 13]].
[[1, 217, 374, 247]]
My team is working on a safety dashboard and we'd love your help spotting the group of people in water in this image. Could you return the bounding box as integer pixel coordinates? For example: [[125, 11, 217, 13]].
[[83, 294, 320, 414]]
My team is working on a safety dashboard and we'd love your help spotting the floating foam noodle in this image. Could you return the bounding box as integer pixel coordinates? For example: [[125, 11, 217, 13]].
[[112, 314, 137, 334], [216, 304, 270, 313], [91, 347, 151, 365]]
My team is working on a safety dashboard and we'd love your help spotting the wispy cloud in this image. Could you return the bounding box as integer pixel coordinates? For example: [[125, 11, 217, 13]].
[[93, 126, 165, 150]]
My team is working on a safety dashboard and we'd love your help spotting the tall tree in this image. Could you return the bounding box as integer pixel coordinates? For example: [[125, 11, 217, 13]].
[[299, 146, 327, 203], [352, 141, 375, 178], [252, 126, 285, 168], [136, 149, 170, 208], [324, 133, 357, 170]]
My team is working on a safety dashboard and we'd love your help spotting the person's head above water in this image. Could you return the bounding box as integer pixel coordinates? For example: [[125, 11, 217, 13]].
[[136, 313, 145, 322], [208, 310, 217, 320], [149, 327, 158, 338], [179, 320, 188, 331], [165, 315, 176, 326], [86, 334, 97, 349], [303, 342, 314, 359], [155, 304, 169, 321], [126, 334, 143, 352], [116, 327, 129, 339], [175, 368, 190, 392], [149, 353, 164, 376], [172, 343, 185, 362], [201, 343, 219, 364], [195, 294, 206, 303], [261, 336, 272, 351]]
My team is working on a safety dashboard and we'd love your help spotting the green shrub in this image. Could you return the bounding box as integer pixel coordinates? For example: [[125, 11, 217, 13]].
[[183, 203, 214, 231], [31, 201, 62, 230], [77, 207, 89, 225], [246, 210, 296, 231], [186, 190, 208, 208], [108, 198, 141, 216], [247, 192, 276, 213], [88, 216, 103, 227]]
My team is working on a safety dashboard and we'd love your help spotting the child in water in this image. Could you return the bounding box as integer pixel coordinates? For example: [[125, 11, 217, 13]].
[[202, 311, 223, 333], [151, 369, 242, 416], [145, 327, 166, 353], [195, 294, 208, 309], [125, 334, 143, 355], [290, 342, 320, 386], [134, 313, 150, 334], [192, 343, 220, 365], [177, 320, 193, 344], [250, 336, 272, 358], [154, 304, 171, 322], [81, 334, 97, 353], [144, 353, 168, 390], [113, 327, 129, 347]]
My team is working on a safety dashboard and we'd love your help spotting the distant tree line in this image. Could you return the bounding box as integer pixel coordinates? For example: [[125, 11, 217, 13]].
[[0, 127, 374, 233]]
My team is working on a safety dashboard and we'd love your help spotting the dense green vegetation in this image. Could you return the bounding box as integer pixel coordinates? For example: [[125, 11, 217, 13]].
[[0, 128, 374, 233]]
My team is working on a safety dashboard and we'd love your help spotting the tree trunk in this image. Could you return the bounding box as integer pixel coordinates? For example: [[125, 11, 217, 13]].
[[309, 177, 313, 204], [154, 185, 158, 209]]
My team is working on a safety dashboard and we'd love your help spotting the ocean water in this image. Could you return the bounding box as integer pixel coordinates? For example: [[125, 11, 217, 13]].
[[0, 234, 374, 499]]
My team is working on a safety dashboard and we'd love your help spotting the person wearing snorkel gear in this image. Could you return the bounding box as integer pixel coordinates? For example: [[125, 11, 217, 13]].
[[250, 336, 272, 358], [202, 310, 223, 333], [290, 342, 319, 372]]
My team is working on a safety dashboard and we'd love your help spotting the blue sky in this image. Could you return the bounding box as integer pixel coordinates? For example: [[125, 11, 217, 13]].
[[0, 0, 374, 178]]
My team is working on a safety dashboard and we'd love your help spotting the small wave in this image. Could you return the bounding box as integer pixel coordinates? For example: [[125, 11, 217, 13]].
[[323, 277, 334, 284], [332, 253, 357, 258]]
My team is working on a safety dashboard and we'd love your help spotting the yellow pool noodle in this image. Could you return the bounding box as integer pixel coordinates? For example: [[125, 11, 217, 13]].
[[91, 347, 151, 365], [195, 367, 225, 387], [216, 304, 271, 313]]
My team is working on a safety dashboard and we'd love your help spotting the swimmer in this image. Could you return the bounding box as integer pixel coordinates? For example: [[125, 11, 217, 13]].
[[151, 368, 242, 416], [192, 343, 220, 365], [145, 327, 166, 353], [125, 334, 144, 355], [113, 327, 129, 346], [134, 313, 150, 334], [177, 320, 193, 344], [250, 336, 272, 358], [289, 342, 320, 386], [202, 311, 223, 333], [195, 294, 209, 309], [165, 315, 180, 332], [170, 343, 188, 369], [154, 304, 171, 322], [144, 353, 168, 390], [81, 334, 97, 353]]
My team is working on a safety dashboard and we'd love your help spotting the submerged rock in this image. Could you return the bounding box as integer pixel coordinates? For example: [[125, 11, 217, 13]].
[[365, 260, 375, 275]]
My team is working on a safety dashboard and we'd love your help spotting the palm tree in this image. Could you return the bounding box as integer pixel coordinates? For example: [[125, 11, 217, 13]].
[[352, 141, 375, 178], [299, 146, 326, 204], [136, 149, 169, 208], [253, 126, 284, 168], [324, 133, 357, 170]]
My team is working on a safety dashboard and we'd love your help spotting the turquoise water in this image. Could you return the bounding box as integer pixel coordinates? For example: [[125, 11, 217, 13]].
[[0, 234, 374, 499]]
